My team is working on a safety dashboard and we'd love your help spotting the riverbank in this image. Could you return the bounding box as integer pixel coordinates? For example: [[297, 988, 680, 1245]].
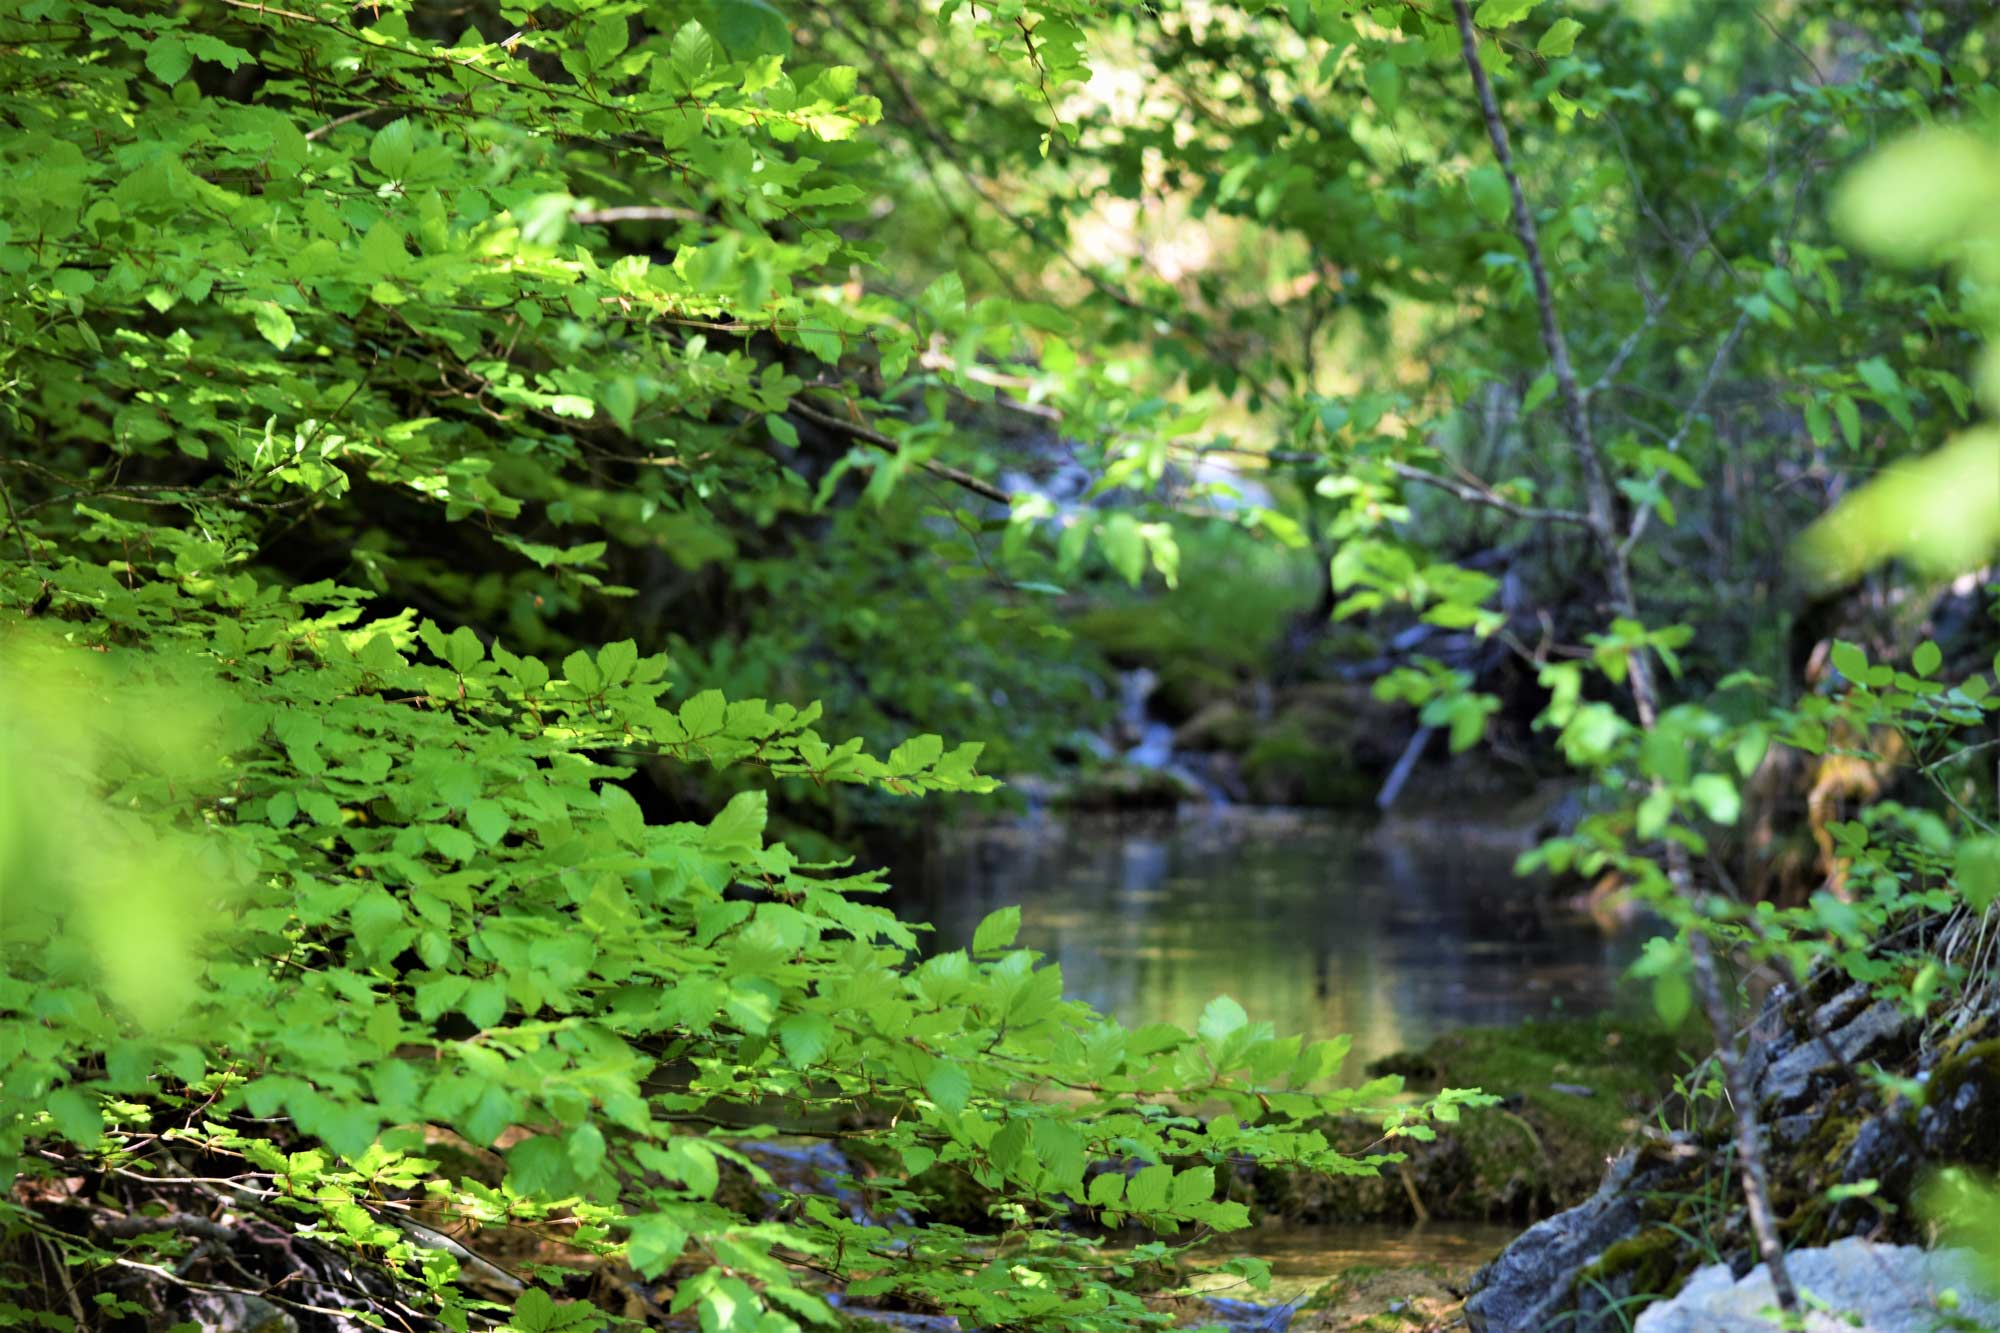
[[1465, 909, 2000, 1332]]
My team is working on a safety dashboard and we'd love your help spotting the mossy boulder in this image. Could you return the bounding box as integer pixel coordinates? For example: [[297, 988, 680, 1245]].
[[1570, 1227, 1689, 1313], [1919, 1036, 2000, 1169], [1241, 730, 1381, 809], [1291, 1267, 1463, 1331], [1387, 1017, 1691, 1206], [1056, 762, 1206, 811], [1235, 683, 1405, 808], [1244, 1016, 1689, 1225]]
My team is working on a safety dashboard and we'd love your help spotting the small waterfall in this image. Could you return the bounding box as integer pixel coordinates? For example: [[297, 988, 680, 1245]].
[[1111, 667, 1227, 803]]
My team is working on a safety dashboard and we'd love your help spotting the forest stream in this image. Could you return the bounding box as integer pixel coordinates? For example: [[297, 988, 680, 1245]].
[[896, 809, 1651, 1080], [881, 809, 1661, 1310]]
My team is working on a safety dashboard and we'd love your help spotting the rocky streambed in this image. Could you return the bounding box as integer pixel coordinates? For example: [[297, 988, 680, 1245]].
[[1465, 918, 2000, 1333]]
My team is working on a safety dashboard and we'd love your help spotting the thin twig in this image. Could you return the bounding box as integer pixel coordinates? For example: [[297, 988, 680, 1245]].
[[1389, 461, 1593, 527], [303, 107, 376, 141], [789, 399, 1013, 505], [1620, 307, 1754, 559], [0, 472, 36, 566], [1448, 1, 1800, 1316]]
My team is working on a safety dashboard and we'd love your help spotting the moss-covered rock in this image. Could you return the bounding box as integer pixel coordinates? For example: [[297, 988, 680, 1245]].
[[1919, 1037, 2000, 1169], [1289, 1267, 1463, 1331], [1245, 1016, 1690, 1226], [1572, 1227, 1688, 1306], [1467, 964, 2000, 1333], [1055, 762, 1206, 811], [1240, 729, 1381, 809]]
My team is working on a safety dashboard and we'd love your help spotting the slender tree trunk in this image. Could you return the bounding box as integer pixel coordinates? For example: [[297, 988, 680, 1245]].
[[1447, 1, 1800, 1316]]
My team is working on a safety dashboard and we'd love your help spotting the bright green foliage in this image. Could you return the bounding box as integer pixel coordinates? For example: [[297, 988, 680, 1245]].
[[0, 3, 1491, 1329], [2, 0, 1997, 1326]]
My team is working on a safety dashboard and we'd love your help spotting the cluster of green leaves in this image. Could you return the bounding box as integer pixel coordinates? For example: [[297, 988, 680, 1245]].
[[0, 1, 1503, 1329]]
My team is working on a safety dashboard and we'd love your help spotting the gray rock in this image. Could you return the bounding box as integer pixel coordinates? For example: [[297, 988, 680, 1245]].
[[185, 1292, 299, 1333], [1463, 1152, 1644, 1332], [1755, 1000, 1911, 1112], [1813, 983, 1872, 1034], [1770, 1114, 1817, 1149], [1632, 1238, 2000, 1333], [1738, 984, 1796, 1096]]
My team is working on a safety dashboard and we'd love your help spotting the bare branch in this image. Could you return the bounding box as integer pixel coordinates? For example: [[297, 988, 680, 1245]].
[[1620, 307, 1754, 560], [1389, 462, 1593, 528], [789, 400, 1014, 506]]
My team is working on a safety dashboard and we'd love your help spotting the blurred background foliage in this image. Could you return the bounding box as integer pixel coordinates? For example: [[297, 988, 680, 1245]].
[[1, 0, 1998, 1327]]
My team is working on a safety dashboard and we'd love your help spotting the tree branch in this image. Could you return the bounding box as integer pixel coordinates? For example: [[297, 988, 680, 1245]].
[[1620, 307, 1753, 560], [1390, 461, 1594, 528], [1449, 2, 1799, 1317], [789, 399, 1014, 506]]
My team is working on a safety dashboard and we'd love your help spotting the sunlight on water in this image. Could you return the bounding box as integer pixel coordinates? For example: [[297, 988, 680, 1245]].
[[903, 809, 1650, 1079], [1190, 1221, 1524, 1304]]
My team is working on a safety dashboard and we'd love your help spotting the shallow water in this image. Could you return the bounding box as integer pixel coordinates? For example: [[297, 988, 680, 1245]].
[[898, 808, 1649, 1079], [1190, 1220, 1524, 1305]]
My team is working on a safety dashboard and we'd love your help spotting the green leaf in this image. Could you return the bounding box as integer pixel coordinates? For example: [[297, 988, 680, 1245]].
[[672, 21, 717, 84], [1100, 514, 1146, 585], [462, 978, 507, 1030], [1467, 165, 1511, 226], [1172, 1165, 1216, 1207], [1522, 371, 1556, 413], [586, 15, 629, 70], [925, 1059, 970, 1113], [1857, 356, 1902, 402], [681, 689, 727, 735], [510, 1289, 560, 1333], [368, 118, 415, 178], [1913, 641, 1942, 678], [775, 1012, 833, 1067], [1733, 730, 1769, 778], [1958, 838, 2000, 912], [1688, 774, 1740, 825], [1836, 128, 1999, 265], [1653, 971, 1691, 1029], [1832, 394, 1861, 449], [1830, 640, 1869, 684], [1198, 994, 1248, 1045], [888, 732, 944, 774], [427, 824, 477, 863], [253, 303, 296, 351], [350, 888, 406, 956], [705, 789, 766, 851], [146, 36, 192, 86], [627, 1215, 688, 1279], [569, 1123, 607, 1180], [45, 1087, 103, 1146], [1636, 787, 1672, 840], [1126, 1162, 1173, 1211], [972, 905, 1021, 955], [1536, 17, 1583, 56], [1365, 60, 1401, 116], [1474, 0, 1544, 28], [466, 799, 510, 846]]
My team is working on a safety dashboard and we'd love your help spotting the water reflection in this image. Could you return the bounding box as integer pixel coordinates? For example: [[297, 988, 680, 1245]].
[[897, 809, 1649, 1077], [1193, 1221, 1522, 1304]]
